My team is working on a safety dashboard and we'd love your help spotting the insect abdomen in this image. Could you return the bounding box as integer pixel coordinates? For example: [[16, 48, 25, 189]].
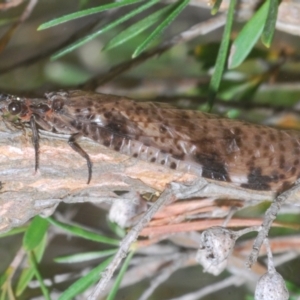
[[84, 122, 203, 176]]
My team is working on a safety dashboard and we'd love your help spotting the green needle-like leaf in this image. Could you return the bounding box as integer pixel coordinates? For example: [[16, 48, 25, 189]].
[[0, 17, 18, 27], [261, 0, 279, 47], [211, 0, 223, 15], [58, 256, 113, 300], [208, 0, 237, 108], [23, 216, 48, 251], [106, 251, 135, 300], [51, 0, 160, 60], [132, 0, 190, 58], [38, 0, 144, 30], [228, 1, 269, 69], [16, 234, 48, 296], [47, 217, 120, 246], [29, 251, 51, 300], [0, 271, 9, 290], [0, 226, 26, 238], [104, 5, 172, 51]]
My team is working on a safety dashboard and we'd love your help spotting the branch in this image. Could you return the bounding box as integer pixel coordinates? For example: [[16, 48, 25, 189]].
[[0, 120, 168, 232]]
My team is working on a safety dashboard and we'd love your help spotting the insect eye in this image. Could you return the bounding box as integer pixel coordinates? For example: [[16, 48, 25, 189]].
[[8, 101, 22, 115]]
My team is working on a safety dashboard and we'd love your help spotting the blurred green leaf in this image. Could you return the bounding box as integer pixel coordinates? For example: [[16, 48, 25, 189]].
[[219, 77, 262, 101], [132, 0, 190, 58], [51, 0, 160, 60], [58, 256, 113, 300], [54, 249, 117, 263], [79, 0, 91, 8], [194, 42, 269, 70], [0, 17, 18, 27], [286, 280, 300, 295], [29, 251, 51, 300], [192, 43, 220, 69], [38, 0, 144, 30], [107, 219, 127, 238], [23, 216, 48, 251], [47, 217, 120, 246], [228, 1, 269, 69], [208, 0, 237, 108], [245, 294, 255, 300], [0, 272, 9, 290], [253, 83, 300, 107], [261, 0, 279, 47], [225, 109, 241, 119], [45, 62, 91, 85], [211, 0, 223, 15], [106, 251, 134, 300], [0, 290, 6, 300], [0, 226, 27, 238], [104, 5, 172, 51], [16, 234, 47, 296]]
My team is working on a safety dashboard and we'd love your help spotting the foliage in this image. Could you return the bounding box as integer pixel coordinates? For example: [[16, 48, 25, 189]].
[[1, 0, 300, 299]]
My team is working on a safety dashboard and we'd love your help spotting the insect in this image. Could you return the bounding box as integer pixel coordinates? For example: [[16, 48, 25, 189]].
[[0, 90, 300, 192]]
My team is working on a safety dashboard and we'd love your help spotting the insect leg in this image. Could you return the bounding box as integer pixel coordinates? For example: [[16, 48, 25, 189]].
[[68, 133, 92, 184], [30, 114, 54, 173], [30, 115, 39, 172]]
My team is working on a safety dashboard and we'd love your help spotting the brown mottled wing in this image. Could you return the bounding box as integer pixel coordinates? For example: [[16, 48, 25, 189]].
[[61, 91, 300, 192]]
